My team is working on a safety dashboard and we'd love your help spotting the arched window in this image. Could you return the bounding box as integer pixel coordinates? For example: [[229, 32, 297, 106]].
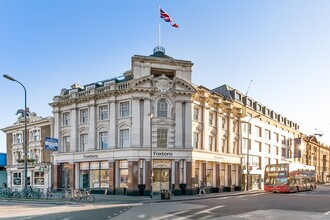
[[157, 99, 168, 117]]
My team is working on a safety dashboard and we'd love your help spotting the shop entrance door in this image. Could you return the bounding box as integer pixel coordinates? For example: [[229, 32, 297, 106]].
[[153, 168, 171, 193]]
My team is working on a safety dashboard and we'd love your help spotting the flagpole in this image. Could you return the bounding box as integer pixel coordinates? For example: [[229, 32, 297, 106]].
[[158, 6, 161, 46]]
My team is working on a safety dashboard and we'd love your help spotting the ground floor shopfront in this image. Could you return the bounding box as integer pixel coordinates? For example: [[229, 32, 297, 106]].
[[52, 149, 242, 195], [5, 162, 52, 189]]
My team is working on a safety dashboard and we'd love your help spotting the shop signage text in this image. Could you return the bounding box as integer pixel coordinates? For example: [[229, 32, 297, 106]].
[[83, 154, 99, 159], [153, 151, 173, 157]]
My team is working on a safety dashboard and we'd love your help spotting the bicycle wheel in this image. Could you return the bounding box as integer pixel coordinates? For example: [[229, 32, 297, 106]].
[[86, 195, 95, 202]]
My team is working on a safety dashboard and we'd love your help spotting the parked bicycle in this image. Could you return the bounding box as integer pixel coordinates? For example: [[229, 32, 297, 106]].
[[72, 189, 95, 202]]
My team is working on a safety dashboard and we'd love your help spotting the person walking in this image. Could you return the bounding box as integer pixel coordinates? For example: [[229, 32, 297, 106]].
[[198, 181, 206, 196]]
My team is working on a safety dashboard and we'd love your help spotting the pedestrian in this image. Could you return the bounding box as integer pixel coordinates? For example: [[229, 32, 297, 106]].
[[198, 181, 206, 196], [2, 182, 7, 188]]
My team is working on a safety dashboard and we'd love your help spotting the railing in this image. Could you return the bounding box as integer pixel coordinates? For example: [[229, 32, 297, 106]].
[[55, 81, 131, 103], [0, 187, 95, 202]]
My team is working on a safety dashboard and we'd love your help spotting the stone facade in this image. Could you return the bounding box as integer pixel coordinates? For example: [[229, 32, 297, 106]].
[[50, 48, 245, 195], [1, 111, 53, 189]]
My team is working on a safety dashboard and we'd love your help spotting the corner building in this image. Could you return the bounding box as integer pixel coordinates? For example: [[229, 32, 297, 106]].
[[50, 47, 243, 195]]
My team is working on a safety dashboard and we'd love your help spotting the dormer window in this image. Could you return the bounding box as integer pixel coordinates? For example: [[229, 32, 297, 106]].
[[235, 92, 242, 101]]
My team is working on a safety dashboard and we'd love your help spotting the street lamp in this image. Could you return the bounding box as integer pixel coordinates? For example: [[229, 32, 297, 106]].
[[3, 74, 28, 198], [246, 114, 261, 191], [148, 112, 154, 199]]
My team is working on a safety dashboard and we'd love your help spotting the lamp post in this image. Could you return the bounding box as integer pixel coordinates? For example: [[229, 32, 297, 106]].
[[148, 112, 154, 199], [246, 114, 260, 191], [3, 74, 28, 198]]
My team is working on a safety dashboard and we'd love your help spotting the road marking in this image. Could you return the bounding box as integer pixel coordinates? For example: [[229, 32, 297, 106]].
[[197, 205, 224, 214], [324, 211, 330, 215], [216, 196, 230, 200], [152, 210, 190, 220]]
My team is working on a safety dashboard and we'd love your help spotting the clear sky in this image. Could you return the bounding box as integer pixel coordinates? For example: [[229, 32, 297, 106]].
[[1, 1, 330, 153]]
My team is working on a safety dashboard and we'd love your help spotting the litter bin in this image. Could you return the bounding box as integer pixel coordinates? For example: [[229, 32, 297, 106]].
[[161, 189, 170, 200]]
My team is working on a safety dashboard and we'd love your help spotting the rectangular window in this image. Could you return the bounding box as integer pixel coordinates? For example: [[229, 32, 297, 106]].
[[222, 117, 228, 130], [255, 126, 262, 137], [80, 134, 88, 151], [235, 92, 241, 101], [63, 136, 70, 152], [99, 132, 109, 150], [13, 133, 22, 145], [208, 136, 214, 151], [281, 135, 286, 145], [157, 100, 168, 117], [274, 132, 279, 142], [34, 171, 44, 185], [247, 99, 253, 107], [120, 101, 130, 118], [63, 112, 70, 126], [99, 105, 109, 121], [265, 144, 271, 154], [255, 141, 262, 152], [209, 113, 214, 126], [29, 129, 40, 141], [193, 108, 199, 121], [222, 138, 228, 153], [265, 130, 271, 140], [157, 129, 168, 148], [120, 129, 129, 148], [193, 132, 199, 149], [80, 109, 89, 123], [119, 160, 129, 188], [281, 148, 286, 157], [13, 172, 21, 185]]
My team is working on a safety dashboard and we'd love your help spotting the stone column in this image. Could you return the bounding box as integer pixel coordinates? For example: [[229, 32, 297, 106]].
[[88, 101, 96, 150], [174, 161, 180, 195], [70, 105, 78, 152], [108, 161, 115, 195], [109, 101, 117, 148], [127, 161, 139, 195], [175, 101, 183, 148], [68, 163, 75, 189], [131, 99, 140, 147], [185, 161, 195, 195], [185, 101, 193, 148], [53, 164, 60, 189]]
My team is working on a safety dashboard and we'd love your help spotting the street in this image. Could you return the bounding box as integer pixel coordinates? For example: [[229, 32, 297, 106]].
[[1, 185, 330, 220]]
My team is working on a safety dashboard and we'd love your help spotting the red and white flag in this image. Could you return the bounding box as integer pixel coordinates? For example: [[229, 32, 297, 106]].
[[160, 8, 179, 28]]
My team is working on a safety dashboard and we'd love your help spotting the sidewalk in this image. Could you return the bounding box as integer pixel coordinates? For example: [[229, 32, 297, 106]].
[[0, 189, 265, 205]]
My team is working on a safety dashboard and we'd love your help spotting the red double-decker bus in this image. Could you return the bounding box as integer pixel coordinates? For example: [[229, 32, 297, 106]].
[[264, 163, 316, 193]]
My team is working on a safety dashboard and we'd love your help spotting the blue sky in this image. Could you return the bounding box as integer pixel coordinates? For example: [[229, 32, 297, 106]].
[[1, 1, 330, 152]]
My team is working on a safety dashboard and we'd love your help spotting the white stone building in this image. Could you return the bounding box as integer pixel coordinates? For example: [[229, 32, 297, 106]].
[[50, 47, 245, 195], [213, 85, 301, 190]]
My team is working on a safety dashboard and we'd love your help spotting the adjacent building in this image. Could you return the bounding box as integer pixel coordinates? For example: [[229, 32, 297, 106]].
[[301, 135, 330, 183], [1, 111, 53, 189], [213, 85, 301, 190]]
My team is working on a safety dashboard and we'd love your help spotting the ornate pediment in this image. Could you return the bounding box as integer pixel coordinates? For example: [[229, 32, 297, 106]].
[[153, 74, 174, 93]]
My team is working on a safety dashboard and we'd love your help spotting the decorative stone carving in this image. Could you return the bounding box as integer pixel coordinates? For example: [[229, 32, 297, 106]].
[[153, 74, 174, 93]]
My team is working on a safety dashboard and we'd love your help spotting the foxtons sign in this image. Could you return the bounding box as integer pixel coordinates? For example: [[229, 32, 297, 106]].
[[153, 151, 173, 157], [83, 154, 98, 159]]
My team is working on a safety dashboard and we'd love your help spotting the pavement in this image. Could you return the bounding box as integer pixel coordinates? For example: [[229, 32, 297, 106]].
[[0, 189, 265, 205]]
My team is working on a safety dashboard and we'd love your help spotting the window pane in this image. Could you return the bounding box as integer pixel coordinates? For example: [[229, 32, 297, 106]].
[[99, 105, 108, 120], [120, 129, 129, 147], [157, 129, 167, 148], [99, 132, 109, 150], [157, 100, 168, 117], [120, 102, 130, 117]]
